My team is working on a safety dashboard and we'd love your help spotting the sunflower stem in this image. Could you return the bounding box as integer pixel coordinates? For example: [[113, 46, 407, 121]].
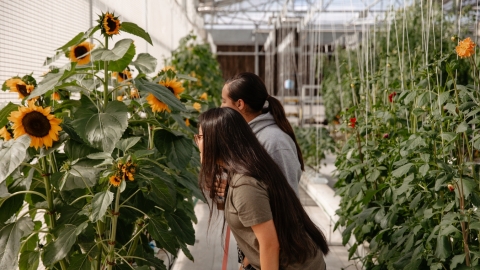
[[107, 186, 122, 270], [41, 157, 68, 270], [104, 36, 109, 111]]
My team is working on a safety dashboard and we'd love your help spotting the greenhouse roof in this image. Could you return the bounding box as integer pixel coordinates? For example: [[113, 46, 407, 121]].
[[197, 0, 402, 30]]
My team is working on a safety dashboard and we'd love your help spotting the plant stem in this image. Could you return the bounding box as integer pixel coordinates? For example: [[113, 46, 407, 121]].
[[96, 221, 105, 270], [126, 221, 144, 260], [107, 187, 122, 270], [40, 157, 67, 270], [104, 35, 109, 111]]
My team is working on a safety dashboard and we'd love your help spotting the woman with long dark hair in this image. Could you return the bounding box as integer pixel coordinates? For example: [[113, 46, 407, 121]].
[[220, 72, 303, 194], [196, 107, 328, 270]]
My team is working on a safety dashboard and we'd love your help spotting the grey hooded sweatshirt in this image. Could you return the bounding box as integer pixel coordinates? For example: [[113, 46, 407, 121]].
[[249, 112, 301, 195]]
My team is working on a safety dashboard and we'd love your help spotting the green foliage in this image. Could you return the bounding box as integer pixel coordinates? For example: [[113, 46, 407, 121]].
[[0, 12, 213, 270], [167, 33, 224, 106], [332, 3, 480, 269], [293, 125, 336, 169]]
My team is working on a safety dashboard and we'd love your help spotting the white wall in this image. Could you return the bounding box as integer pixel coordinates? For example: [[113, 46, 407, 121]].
[[0, 0, 212, 104]]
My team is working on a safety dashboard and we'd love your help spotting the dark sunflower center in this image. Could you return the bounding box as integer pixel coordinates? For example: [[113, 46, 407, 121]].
[[22, 111, 51, 137], [74, 46, 88, 59], [106, 17, 117, 31], [119, 72, 128, 80], [167, 87, 174, 94], [16, 84, 29, 96]]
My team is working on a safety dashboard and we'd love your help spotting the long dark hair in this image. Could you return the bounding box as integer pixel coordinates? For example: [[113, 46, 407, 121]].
[[224, 72, 305, 170], [198, 108, 329, 266]]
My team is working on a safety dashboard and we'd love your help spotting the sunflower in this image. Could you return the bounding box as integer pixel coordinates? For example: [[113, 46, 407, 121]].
[[69, 42, 95, 65], [0, 127, 12, 141], [159, 78, 184, 98], [456, 37, 475, 58], [199, 92, 208, 100], [130, 88, 140, 99], [117, 95, 124, 101], [6, 78, 34, 99], [102, 12, 121, 36], [185, 118, 190, 127], [113, 69, 132, 83], [146, 94, 171, 113], [109, 175, 122, 187], [193, 102, 201, 112], [8, 100, 62, 149]]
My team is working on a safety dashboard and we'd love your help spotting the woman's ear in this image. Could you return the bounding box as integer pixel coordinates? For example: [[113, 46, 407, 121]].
[[236, 99, 246, 111]]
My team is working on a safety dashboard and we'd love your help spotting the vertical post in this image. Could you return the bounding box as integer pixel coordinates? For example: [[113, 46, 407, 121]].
[[145, 0, 148, 53], [89, 0, 93, 43], [254, 24, 259, 75]]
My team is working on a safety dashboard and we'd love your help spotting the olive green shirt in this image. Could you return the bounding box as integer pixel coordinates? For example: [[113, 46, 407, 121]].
[[225, 174, 326, 270]]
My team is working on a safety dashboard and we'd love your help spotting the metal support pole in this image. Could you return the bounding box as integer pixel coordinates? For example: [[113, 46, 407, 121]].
[[254, 25, 259, 75]]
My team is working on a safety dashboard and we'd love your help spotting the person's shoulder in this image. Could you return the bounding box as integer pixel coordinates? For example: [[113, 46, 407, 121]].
[[231, 174, 258, 186], [257, 125, 295, 149]]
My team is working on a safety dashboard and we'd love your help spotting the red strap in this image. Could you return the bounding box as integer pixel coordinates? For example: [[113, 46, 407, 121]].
[[222, 226, 231, 270]]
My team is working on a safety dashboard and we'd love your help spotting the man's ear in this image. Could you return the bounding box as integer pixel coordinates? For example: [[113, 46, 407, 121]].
[[236, 99, 246, 111]]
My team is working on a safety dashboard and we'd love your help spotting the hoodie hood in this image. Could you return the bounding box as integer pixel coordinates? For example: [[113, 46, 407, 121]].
[[248, 112, 276, 135]]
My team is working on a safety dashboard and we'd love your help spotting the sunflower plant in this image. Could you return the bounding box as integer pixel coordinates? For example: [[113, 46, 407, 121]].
[[0, 12, 207, 270]]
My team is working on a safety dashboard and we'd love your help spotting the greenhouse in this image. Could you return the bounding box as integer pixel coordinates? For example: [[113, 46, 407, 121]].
[[0, 0, 478, 269]]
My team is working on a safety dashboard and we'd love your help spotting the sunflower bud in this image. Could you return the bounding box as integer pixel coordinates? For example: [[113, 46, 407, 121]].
[[451, 36, 458, 42], [447, 184, 455, 192], [350, 83, 355, 88]]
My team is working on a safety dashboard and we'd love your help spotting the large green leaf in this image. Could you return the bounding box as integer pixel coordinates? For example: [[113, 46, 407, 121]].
[[140, 177, 175, 211], [462, 178, 477, 199], [64, 140, 99, 161], [0, 217, 34, 269], [61, 165, 102, 191], [42, 225, 78, 266], [0, 102, 18, 127], [132, 53, 157, 74], [134, 248, 167, 270], [91, 39, 136, 72], [0, 168, 34, 224], [92, 39, 133, 61], [67, 254, 92, 270], [121, 22, 153, 45], [0, 135, 31, 183], [115, 137, 141, 152], [166, 209, 195, 245], [154, 130, 193, 168], [177, 171, 204, 201], [18, 251, 39, 270], [135, 79, 186, 112], [434, 235, 451, 259], [29, 64, 76, 99], [90, 191, 114, 222], [72, 101, 129, 153], [147, 215, 178, 254], [450, 254, 466, 269], [391, 163, 413, 178]]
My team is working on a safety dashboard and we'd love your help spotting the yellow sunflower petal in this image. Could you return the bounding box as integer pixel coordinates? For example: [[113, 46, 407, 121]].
[[193, 102, 201, 112], [159, 78, 184, 98], [0, 127, 12, 141], [109, 175, 122, 187], [146, 94, 171, 113], [199, 92, 208, 100]]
